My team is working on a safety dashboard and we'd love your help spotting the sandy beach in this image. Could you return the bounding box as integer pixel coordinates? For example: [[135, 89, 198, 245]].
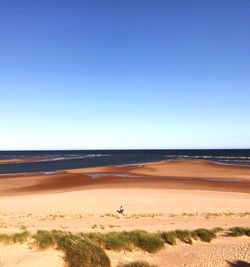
[[2, 0, 250, 265], [0, 160, 250, 266]]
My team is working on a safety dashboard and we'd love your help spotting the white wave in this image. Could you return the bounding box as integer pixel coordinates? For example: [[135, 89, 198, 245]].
[[47, 154, 110, 161]]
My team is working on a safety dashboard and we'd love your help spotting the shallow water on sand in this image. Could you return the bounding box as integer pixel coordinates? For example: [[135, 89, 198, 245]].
[[0, 149, 250, 174]]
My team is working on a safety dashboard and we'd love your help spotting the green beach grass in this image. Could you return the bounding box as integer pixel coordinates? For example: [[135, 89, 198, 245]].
[[118, 261, 158, 267], [0, 227, 249, 267], [229, 227, 250, 237], [0, 230, 31, 244]]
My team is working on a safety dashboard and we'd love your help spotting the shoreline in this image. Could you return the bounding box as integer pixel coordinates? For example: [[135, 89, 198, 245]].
[[1, 156, 250, 174], [1, 160, 250, 196]]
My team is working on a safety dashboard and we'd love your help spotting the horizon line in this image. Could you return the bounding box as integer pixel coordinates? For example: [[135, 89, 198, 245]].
[[1, 148, 250, 151]]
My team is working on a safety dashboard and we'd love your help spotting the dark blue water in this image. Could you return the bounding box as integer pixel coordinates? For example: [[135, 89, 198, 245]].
[[0, 149, 250, 174]]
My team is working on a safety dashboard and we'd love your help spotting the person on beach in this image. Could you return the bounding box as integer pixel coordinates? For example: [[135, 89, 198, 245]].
[[117, 205, 124, 214]]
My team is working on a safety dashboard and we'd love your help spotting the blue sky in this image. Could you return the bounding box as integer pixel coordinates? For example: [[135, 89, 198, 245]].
[[0, 0, 249, 149]]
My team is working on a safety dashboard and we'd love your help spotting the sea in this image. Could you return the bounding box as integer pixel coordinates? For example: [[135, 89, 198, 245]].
[[0, 149, 250, 174]]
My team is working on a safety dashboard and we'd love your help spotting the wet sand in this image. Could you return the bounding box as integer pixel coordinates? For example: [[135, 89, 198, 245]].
[[0, 157, 47, 164], [1, 160, 250, 196]]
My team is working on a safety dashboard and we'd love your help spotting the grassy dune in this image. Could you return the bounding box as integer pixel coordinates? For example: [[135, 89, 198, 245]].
[[0, 227, 249, 267]]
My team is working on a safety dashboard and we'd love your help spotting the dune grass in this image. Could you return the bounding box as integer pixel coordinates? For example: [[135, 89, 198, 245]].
[[0, 230, 31, 244], [159, 231, 177, 245], [118, 261, 157, 267], [1, 226, 247, 267], [128, 230, 164, 253], [229, 227, 250, 237], [33, 230, 55, 249], [174, 230, 193, 244], [212, 227, 224, 233], [191, 229, 216, 242], [83, 230, 164, 253], [159, 228, 219, 245], [83, 232, 133, 251], [57, 233, 111, 267], [11, 230, 31, 243], [32, 230, 111, 267], [32, 230, 55, 249], [33, 229, 164, 255], [0, 233, 11, 244]]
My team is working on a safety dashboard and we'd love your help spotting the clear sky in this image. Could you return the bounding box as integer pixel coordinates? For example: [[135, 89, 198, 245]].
[[0, 0, 249, 150]]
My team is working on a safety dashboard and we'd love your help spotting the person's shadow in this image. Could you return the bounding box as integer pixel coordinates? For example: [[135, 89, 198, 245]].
[[227, 260, 250, 267]]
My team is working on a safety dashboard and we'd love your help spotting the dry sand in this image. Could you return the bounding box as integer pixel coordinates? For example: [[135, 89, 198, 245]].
[[0, 160, 249, 266], [1, 189, 250, 233], [0, 243, 64, 267], [108, 235, 250, 267]]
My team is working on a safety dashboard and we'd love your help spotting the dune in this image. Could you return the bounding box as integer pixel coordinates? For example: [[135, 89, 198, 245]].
[[107, 235, 250, 267], [0, 243, 64, 267]]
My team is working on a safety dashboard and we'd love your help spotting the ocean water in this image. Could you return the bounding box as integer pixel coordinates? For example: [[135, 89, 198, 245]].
[[0, 149, 249, 174]]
